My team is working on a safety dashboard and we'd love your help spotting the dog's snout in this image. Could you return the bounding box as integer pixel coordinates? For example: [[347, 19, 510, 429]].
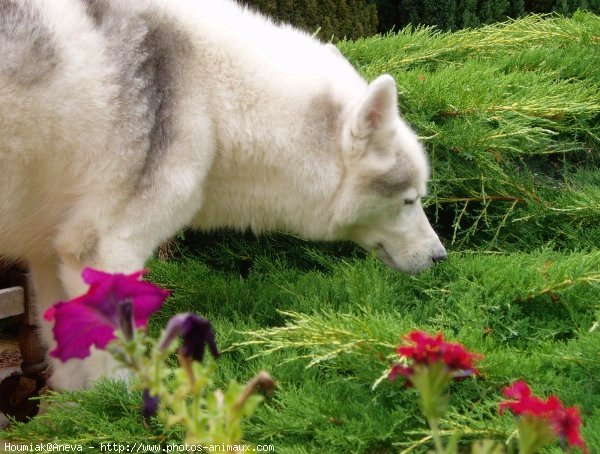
[[432, 250, 448, 264]]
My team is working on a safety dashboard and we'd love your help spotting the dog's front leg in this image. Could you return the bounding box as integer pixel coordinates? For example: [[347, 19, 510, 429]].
[[27, 255, 99, 391], [49, 229, 147, 390]]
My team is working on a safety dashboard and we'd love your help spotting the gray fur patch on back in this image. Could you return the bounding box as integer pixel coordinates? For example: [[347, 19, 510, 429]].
[[0, 1, 59, 86], [81, 0, 108, 27], [310, 93, 341, 132], [304, 93, 343, 154], [368, 158, 415, 197], [92, 5, 193, 187], [137, 23, 190, 184]]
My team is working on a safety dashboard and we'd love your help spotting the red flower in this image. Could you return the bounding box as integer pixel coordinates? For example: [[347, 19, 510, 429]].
[[499, 380, 587, 453], [44, 268, 170, 361], [389, 330, 482, 383], [499, 380, 559, 417], [551, 405, 586, 452]]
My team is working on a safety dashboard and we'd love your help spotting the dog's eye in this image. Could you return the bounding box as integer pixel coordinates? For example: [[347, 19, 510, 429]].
[[404, 199, 416, 205]]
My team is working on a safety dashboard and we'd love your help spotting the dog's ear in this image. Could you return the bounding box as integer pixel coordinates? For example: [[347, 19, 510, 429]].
[[351, 74, 398, 139]]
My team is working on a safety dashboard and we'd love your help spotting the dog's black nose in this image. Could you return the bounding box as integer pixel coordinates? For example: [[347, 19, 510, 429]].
[[432, 252, 448, 264]]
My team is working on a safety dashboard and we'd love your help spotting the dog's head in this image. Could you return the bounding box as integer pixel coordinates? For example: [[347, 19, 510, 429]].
[[331, 75, 446, 273]]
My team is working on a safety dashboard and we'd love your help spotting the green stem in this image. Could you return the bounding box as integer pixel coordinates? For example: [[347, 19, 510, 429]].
[[428, 417, 445, 453]]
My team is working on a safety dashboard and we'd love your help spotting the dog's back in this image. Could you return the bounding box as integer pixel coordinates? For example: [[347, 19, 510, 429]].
[[0, 0, 197, 260]]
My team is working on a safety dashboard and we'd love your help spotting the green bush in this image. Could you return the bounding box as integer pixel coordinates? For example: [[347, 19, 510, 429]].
[[376, 0, 600, 32], [244, 0, 600, 35], [240, 0, 378, 41]]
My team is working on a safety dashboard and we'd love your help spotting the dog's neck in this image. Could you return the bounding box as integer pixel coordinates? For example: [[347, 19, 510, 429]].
[[191, 88, 347, 240]]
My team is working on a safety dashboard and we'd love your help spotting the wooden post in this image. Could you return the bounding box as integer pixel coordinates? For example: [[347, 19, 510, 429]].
[[10, 268, 48, 378], [0, 264, 47, 421]]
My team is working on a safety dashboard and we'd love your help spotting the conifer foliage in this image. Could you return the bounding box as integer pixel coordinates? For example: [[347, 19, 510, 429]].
[[243, 0, 600, 37], [375, 0, 599, 32], [240, 0, 378, 41]]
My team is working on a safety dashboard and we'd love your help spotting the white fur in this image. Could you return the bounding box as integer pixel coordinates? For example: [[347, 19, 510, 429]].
[[0, 0, 446, 389]]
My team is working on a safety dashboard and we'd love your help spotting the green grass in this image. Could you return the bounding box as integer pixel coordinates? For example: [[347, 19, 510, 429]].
[[151, 243, 600, 452], [3, 13, 600, 453]]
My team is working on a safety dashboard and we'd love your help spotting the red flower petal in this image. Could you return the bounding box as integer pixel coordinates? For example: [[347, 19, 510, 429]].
[[395, 330, 482, 376], [388, 364, 412, 382], [503, 380, 532, 400], [499, 381, 588, 452], [550, 405, 588, 453]]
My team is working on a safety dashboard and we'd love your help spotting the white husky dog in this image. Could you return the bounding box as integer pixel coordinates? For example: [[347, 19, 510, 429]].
[[0, 0, 446, 389]]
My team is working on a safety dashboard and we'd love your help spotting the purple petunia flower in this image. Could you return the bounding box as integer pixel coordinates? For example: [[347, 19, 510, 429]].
[[142, 388, 159, 420], [44, 268, 170, 362], [160, 313, 219, 362]]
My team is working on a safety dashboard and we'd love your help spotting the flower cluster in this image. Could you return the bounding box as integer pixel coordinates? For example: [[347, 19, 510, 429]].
[[387, 330, 483, 453], [500, 380, 587, 453], [44, 268, 274, 445], [387, 330, 587, 454], [389, 330, 482, 385]]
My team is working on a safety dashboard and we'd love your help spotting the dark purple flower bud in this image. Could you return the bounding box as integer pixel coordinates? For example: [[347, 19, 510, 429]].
[[160, 313, 219, 362], [118, 299, 134, 340], [142, 388, 159, 419]]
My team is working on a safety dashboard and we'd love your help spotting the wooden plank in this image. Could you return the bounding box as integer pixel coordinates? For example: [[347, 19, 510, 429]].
[[0, 287, 25, 319]]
